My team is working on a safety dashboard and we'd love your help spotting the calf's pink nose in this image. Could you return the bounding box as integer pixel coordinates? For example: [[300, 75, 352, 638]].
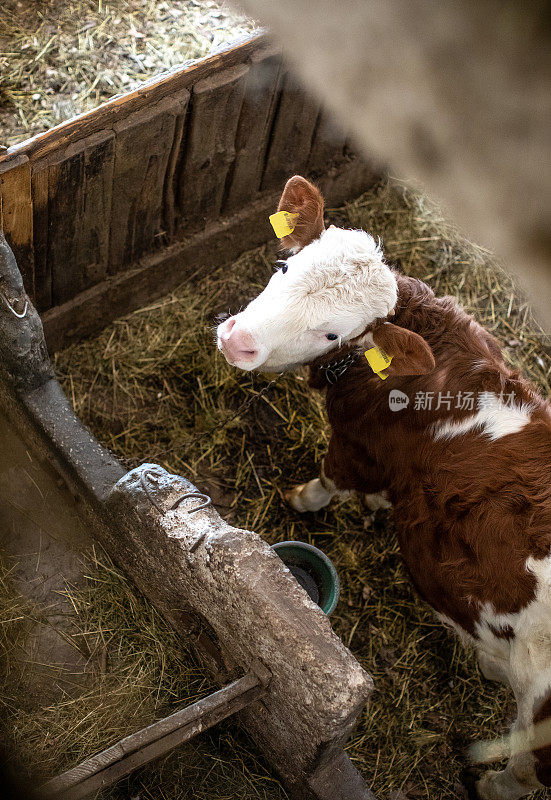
[[220, 319, 258, 362]]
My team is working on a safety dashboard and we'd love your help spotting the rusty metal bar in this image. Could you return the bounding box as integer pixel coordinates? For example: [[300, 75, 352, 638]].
[[41, 669, 268, 800]]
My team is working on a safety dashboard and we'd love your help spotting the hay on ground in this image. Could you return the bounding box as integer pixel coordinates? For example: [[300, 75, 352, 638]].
[[0, 548, 284, 800], [2, 179, 550, 799], [0, 0, 256, 147]]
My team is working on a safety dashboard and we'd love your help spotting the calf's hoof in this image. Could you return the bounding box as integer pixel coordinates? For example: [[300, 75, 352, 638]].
[[285, 484, 313, 513], [362, 491, 392, 512], [474, 767, 538, 800], [460, 766, 482, 800], [478, 654, 508, 685], [475, 771, 504, 800]]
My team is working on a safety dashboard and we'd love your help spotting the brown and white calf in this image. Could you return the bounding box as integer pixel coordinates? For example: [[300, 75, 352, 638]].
[[216, 176, 551, 800]]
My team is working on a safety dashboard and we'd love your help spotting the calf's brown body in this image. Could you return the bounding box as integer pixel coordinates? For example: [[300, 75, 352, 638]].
[[318, 274, 551, 635], [312, 273, 551, 791]]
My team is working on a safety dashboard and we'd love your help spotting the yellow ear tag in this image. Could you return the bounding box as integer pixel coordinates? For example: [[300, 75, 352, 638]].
[[365, 346, 393, 380], [269, 211, 299, 238]]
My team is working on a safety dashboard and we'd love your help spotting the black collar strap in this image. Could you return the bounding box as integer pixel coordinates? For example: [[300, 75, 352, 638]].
[[310, 302, 398, 385], [318, 350, 359, 384]]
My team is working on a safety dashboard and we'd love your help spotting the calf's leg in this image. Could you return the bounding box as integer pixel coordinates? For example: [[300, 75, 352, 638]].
[[476, 751, 541, 800], [286, 459, 350, 512], [287, 435, 389, 513], [476, 670, 551, 799]]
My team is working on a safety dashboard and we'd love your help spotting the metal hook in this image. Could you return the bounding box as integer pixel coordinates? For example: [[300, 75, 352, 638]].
[[140, 469, 166, 513], [170, 492, 211, 514], [140, 469, 211, 515], [0, 289, 28, 319]]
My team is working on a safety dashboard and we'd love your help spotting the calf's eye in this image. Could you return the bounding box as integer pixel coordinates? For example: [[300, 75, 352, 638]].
[[326, 333, 339, 341], [275, 259, 288, 274]]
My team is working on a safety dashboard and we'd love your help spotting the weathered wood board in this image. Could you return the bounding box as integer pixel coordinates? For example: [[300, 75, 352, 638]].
[[178, 64, 248, 231], [261, 73, 319, 190], [0, 158, 34, 298], [31, 162, 51, 311], [109, 92, 189, 272], [308, 109, 347, 174], [223, 47, 282, 213], [41, 672, 265, 800], [48, 131, 115, 305]]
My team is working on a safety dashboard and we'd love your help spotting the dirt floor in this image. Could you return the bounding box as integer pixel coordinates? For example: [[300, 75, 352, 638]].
[[2, 179, 551, 799], [0, 0, 256, 147]]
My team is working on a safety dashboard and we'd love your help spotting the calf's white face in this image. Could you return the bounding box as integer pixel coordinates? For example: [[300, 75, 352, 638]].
[[217, 177, 397, 373]]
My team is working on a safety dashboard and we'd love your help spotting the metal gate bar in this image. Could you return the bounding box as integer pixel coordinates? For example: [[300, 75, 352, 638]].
[[41, 669, 268, 800]]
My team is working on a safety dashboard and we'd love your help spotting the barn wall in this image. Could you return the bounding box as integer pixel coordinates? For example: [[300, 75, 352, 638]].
[[0, 32, 381, 351]]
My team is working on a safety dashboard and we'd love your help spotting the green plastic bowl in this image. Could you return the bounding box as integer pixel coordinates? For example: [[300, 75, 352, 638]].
[[271, 540, 340, 616]]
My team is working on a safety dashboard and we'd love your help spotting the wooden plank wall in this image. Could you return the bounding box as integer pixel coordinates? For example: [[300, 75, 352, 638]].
[[109, 93, 189, 272], [0, 158, 34, 297], [0, 32, 375, 343], [178, 64, 248, 231]]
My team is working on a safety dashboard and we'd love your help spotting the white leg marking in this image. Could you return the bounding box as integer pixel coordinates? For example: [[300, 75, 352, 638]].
[[476, 752, 541, 800], [286, 464, 351, 513], [363, 490, 392, 512], [286, 477, 336, 512]]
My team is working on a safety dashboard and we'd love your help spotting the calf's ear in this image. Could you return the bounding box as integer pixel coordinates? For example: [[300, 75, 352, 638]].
[[276, 175, 325, 251], [372, 322, 435, 376]]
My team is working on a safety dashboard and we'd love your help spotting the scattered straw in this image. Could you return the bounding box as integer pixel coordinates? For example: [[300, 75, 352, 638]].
[[0, 0, 256, 147], [0, 548, 283, 799], [4, 178, 550, 799]]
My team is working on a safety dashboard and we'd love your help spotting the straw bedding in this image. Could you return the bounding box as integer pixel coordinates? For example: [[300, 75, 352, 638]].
[[0, 0, 256, 147], [2, 179, 550, 798]]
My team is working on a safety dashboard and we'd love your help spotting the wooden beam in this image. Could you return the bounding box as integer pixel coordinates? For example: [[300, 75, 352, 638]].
[[31, 160, 51, 311], [223, 45, 283, 213], [48, 130, 115, 304], [308, 109, 347, 175], [261, 72, 319, 190], [41, 670, 268, 800], [108, 93, 189, 272], [178, 64, 249, 231]]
